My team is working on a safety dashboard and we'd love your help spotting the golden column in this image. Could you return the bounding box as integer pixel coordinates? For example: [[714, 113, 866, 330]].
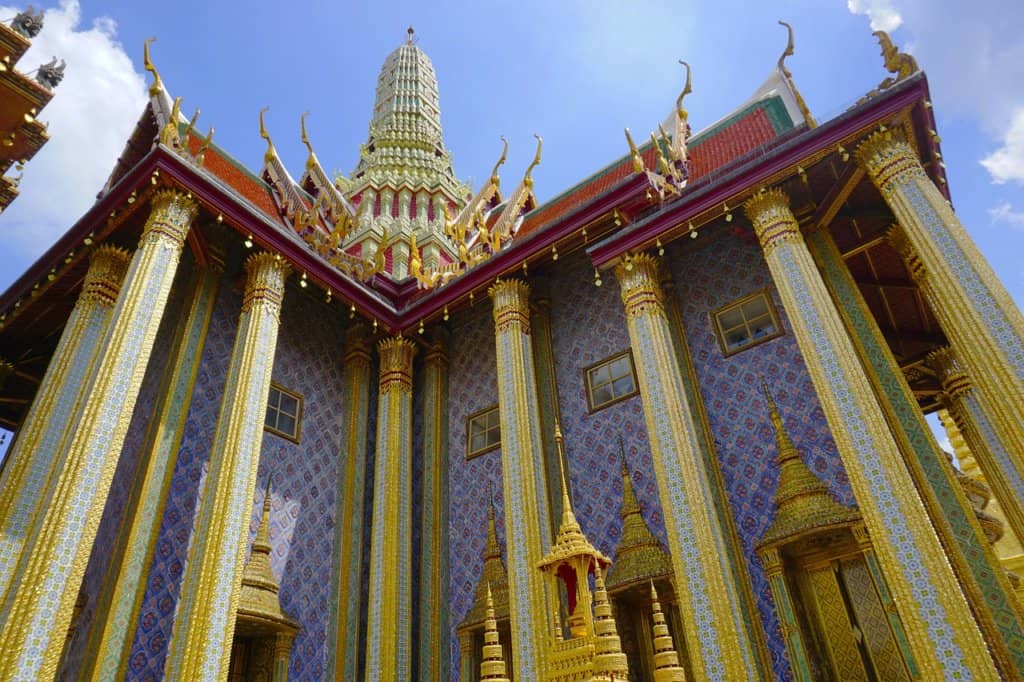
[[0, 245, 130, 600], [858, 132, 1024, 503], [365, 336, 417, 681], [80, 265, 220, 681], [328, 324, 372, 681], [0, 189, 198, 680], [929, 345, 1024, 543], [165, 252, 290, 681], [419, 329, 450, 682], [489, 279, 553, 680], [614, 253, 758, 680], [743, 187, 998, 678]]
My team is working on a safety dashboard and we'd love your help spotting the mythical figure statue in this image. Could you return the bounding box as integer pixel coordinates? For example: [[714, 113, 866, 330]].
[[35, 57, 66, 89], [11, 6, 44, 38], [875, 30, 919, 85]]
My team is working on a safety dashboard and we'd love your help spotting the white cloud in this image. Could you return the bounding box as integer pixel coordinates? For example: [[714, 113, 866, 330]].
[[988, 200, 1024, 229], [0, 1, 146, 286], [847, 0, 903, 32], [981, 108, 1024, 185]]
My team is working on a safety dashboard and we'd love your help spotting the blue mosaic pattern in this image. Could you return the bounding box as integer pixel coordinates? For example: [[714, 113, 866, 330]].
[[125, 284, 348, 682], [774, 241, 969, 677], [962, 391, 1024, 501], [447, 307, 506, 676], [61, 267, 190, 677], [667, 230, 855, 680]]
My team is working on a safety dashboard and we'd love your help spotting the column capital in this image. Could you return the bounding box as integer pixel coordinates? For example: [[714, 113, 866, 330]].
[[614, 252, 664, 318], [80, 244, 131, 307], [242, 253, 290, 315], [885, 225, 927, 282], [141, 189, 199, 249], [489, 278, 531, 335], [760, 547, 783, 577], [343, 323, 373, 367], [378, 336, 417, 394], [928, 346, 973, 400], [850, 522, 873, 551], [855, 131, 927, 198], [424, 328, 450, 368], [743, 188, 802, 255]]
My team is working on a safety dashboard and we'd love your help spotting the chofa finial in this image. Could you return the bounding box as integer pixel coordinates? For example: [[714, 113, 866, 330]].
[[143, 37, 163, 96]]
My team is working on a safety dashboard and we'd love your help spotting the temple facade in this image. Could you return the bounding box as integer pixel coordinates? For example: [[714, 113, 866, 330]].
[[1, 22, 1024, 682]]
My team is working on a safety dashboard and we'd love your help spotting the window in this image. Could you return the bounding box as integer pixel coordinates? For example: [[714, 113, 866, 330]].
[[265, 384, 302, 442], [585, 350, 639, 412], [467, 405, 501, 459], [713, 290, 783, 356]]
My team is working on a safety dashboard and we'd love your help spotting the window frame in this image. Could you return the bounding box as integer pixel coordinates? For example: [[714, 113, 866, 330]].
[[265, 382, 303, 443], [584, 349, 640, 413], [466, 404, 501, 460], [712, 288, 784, 357]]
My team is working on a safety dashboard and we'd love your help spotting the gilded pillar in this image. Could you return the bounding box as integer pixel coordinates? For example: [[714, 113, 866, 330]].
[[365, 336, 417, 681], [760, 548, 813, 682], [458, 630, 476, 682], [743, 188, 998, 678], [614, 254, 758, 680], [858, 132, 1024, 502], [273, 633, 294, 682], [0, 245, 130, 601], [930, 346, 1024, 541], [488, 279, 552, 680], [0, 190, 197, 680], [78, 265, 219, 681], [529, 277, 563, 533], [806, 229, 1024, 673], [165, 252, 290, 681], [328, 324, 372, 681], [419, 329, 450, 682]]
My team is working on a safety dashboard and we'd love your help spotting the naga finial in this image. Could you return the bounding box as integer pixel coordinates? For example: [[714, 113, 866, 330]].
[[143, 37, 163, 95], [195, 127, 213, 167], [159, 97, 182, 148], [489, 136, 509, 186], [675, 59, 692, 119], [300, 111, 314, 155], [182, 107, 200, 147], [259, 106, 277, 162], [777, 20, 795, 75], [523, 134, 543, 188], [624, 128, 645, 173], [873, 30, 918, 80]]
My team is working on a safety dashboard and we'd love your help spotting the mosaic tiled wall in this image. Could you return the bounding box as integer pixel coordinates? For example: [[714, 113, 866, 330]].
[[59, 260, 194, 679], [667, 227, 855, 679], [119, 278, 349, 681], [446, 305, 507, 673], [546, 255, 664, 556]]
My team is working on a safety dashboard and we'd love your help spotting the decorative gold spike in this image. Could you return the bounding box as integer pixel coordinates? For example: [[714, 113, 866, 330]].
[[776, 21, 817, 128], [591, 565, 629, 680], [300, 111, 314, 156], [182, 107, 200, 148], [489, 136, 509, 186], [524, 134, 543, 188], [625, 128, 645, 174], [479, 584, 510, 682], [159, 97, 182, 148], [143, 37, 163, 95], [259, 106, 277, 163], [676, 59, 692, 121], [195, 127, 214, 167], [650, 581, 686, 681]]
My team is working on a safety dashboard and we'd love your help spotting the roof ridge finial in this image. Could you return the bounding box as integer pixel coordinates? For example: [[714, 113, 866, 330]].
[[407, 26, 415, 44], [143, 36, 163, 96], [259, 106, 277, 163], [776, 20, 817, 127]]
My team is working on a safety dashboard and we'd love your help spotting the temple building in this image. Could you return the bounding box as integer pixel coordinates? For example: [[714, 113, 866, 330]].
[[0, 7, 64, 214], [2, 19, 1024, 682]]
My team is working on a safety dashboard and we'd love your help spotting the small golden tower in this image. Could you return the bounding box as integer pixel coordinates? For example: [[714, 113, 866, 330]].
[[649, 581, 686, 682], [480, 584, 511, 682], [538, 422, 628, 681]]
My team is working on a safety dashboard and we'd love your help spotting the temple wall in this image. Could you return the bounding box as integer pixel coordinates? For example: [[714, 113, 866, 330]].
[[666, 228, 855, 679], [121, 278, 349, 681], [60, 258, 194, 678], [446, 304, 506, 674]]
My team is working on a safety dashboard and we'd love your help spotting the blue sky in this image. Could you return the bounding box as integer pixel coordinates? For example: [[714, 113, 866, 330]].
[[0, 1, 1021, 454]]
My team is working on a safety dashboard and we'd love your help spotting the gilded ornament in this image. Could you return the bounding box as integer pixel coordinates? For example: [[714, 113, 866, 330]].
[[241, 252, 290, 314], [489, 279, 532, 335], [855, 131, 926, 198], [377, 336, 416, 394], [615, 252, 664, 319], [743, 188, 802, 254], [79, 245, 131, 307]]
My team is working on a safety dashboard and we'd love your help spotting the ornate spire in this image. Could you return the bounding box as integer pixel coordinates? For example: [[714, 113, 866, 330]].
[[606, 436, 672, 592], [479, 584, 511, 682], [591, 566, 630, 680], [758, 383, 860, 548], [350, 32, 467, 200], [650, 582, 686, 681], [460, 486, 510, 629], [237, 482, 299, 633]]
